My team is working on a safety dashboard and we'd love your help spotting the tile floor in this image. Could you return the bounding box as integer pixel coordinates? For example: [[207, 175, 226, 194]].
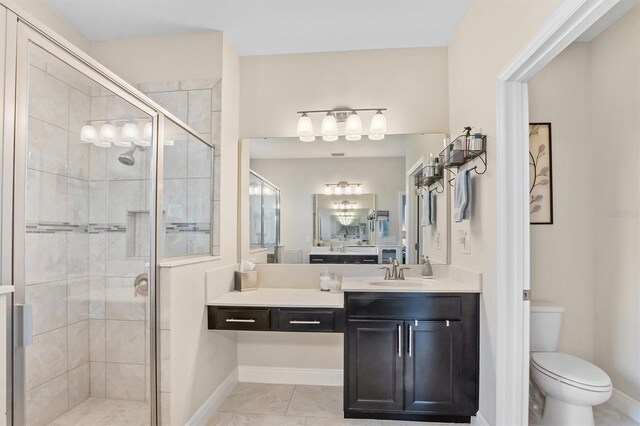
[[207, 383, 467, 426], [47, 398, 149, 426], [529, 403, 639, 426]]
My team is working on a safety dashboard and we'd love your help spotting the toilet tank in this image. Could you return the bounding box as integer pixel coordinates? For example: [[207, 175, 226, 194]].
[[530, 301, 564, 352]]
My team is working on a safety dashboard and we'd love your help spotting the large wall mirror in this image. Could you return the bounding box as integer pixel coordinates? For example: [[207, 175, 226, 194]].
[[239, 134, 450, 265]]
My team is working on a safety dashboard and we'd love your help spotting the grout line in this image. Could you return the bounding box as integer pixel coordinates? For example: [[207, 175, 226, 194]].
[[285, 385, 296, 417]]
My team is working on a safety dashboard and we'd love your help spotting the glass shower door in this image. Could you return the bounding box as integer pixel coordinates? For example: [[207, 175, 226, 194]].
[[13, 27, 158, 426]]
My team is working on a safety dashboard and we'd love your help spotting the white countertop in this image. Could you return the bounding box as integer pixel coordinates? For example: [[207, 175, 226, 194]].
[[0, 286, 14, 296], [207, 288, 344, 308], [341, 276, 482, 293], [308, 251, 376, 256]]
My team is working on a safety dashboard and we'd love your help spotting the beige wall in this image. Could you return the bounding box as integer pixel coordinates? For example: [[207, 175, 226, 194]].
[[239, 48, 449, 138], [447, 1, 563, 422], [528, 43, 595, 362], [590, 7, 640, 401]]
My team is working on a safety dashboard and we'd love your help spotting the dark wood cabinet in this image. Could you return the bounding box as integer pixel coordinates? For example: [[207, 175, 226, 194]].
[[346, 320, 404, 412], [208, 306, 344, 332], [344, 292, 479, 423], [309, 254, 378, 264]]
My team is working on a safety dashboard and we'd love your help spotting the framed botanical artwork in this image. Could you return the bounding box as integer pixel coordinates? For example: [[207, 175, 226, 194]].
[[529, 123, 553, 224]]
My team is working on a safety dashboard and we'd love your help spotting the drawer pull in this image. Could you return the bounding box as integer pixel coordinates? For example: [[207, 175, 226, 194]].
[[225, 318, 256, 323], [363, 259, 376, 263], [289, 320, 321, 324]]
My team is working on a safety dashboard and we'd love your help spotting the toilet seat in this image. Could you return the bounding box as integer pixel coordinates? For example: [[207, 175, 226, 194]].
[[531, 352, 612, 392]]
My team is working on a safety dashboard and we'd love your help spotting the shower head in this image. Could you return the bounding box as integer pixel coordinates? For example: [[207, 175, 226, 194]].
[[118, 146, 138, 166]]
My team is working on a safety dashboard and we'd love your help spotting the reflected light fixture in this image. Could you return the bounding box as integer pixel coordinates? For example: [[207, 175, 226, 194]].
[[136, 122, 153, 147], [99, 122, 117, 143], [80, 124, 99, 143], [296, 108, 387, 142]]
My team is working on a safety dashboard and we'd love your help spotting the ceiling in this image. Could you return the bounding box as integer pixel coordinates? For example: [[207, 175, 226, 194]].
[[249, 135, 410, 160], [49, 0, 470, 56]]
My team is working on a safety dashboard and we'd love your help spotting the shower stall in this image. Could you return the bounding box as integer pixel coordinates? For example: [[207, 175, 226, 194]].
[[1, 9, 214, 426]]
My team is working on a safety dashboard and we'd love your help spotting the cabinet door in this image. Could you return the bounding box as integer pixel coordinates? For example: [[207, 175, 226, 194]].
[[404, 320, 463, 414], [346, 320, 404, 412]]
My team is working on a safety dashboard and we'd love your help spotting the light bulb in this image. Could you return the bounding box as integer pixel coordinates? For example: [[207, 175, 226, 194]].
[[300, 135, 315, 142], [321, 113, 338, 138], [296, 113, 313, 136], [345, 112, 362, 137], [121, 122, 140, 142], [334, 186, 343, 195], [80, 124, 99, 143], [344, 186, 353, 195], [368, 134, 384, 141], [355, 185, 362, 195], [369, 110, 387, 135], [99, 122, 117, 143], [324, 185, 332, 195]]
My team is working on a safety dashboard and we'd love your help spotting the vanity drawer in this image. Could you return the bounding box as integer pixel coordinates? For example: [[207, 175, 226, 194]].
[[212, 307, 270, 330], [346, 293, 463, 320], [275, 308, 344, 332]]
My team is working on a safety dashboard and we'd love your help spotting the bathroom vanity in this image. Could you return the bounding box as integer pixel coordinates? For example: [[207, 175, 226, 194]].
[[206, 275, 480, 423]]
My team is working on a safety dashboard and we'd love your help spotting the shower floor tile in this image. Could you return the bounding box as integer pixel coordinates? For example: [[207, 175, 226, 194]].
[[47, 397, 149, 426]]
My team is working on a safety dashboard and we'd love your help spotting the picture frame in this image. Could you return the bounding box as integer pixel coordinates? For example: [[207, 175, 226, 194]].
[[529, 122, 553, 225]]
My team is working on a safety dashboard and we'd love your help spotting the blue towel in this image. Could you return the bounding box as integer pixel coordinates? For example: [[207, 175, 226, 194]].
[[421, 189, 431, 226], [454, 169, 472, 222]]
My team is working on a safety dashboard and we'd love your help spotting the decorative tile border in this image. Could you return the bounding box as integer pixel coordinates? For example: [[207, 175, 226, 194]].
[[26, 221, 210, 235]]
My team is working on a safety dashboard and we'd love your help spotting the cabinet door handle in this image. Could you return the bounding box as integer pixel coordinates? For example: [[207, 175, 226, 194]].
[[289, 320, 320, 324], [397, 325, 402, 358], [408, 324, 414, 357], [225, 318, 256, 323]]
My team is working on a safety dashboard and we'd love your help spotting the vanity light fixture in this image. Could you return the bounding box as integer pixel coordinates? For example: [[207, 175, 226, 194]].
[[324, 181, 363, 196], [99, 122, 117, 144], [296, 108, 387, 142], [80, 124, 99, 143]]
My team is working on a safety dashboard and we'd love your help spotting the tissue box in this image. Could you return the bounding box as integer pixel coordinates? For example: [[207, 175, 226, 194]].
[[235, 271, 258, 292]]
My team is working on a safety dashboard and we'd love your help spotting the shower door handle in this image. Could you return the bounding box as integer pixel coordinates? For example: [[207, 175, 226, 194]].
[[15, 304, 33, 347], [134, 273, 149, 298]]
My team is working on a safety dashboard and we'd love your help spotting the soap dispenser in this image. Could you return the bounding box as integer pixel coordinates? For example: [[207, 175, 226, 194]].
[[421, 256, 433, 279]]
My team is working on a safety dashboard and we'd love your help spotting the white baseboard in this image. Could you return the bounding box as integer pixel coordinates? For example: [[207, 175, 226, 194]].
[[238, 365, 343, 386], [186, 367, 239, 426], [471, 410, 489, 425], [609, 388, 640, 423]]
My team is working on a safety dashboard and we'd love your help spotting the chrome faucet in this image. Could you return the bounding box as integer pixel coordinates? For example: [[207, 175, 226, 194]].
[[379, 258, 410, 280]]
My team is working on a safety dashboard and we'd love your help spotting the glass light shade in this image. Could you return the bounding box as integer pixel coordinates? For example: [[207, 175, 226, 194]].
[[114, 141, 132, 148], [344, 186, 353, 195], [355, 185, 363, 195], [345, 112, 362, 136], [321, 113, 338, 137], [369, 111, 387, 134], [80, 124, 99, 143], [368, 133, 385, 141], [99, 122, 117, 143], [323, 135, 338, 142], [324, 185, 332, 195], [334, 186, 343, 195], [345, 134, 361, 141], [296, 114, 314, 136], [93, 141, 111, 148], [299, 135, 315, 142], [121, 122, 140, 142]]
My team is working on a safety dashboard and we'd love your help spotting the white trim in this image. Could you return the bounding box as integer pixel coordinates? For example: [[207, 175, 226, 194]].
[[495, 1, 622, 424], [238, 366, 343, 386], [609, 388, 640, 423], [471, 410, 490, 426], [186, 367, 239, 426]]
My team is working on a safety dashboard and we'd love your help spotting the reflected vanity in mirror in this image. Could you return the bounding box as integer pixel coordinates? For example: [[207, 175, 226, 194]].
[[239, 133, 451, 265]]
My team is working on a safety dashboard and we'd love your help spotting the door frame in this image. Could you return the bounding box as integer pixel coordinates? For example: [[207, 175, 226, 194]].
[[406, 159, 423, 264], [495, 0, 623, 423]]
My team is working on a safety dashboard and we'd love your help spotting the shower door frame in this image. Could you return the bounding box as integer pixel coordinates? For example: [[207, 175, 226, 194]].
[[4, 16, 165, 425]]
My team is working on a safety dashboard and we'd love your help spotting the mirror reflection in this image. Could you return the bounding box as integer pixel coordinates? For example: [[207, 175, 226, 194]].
[[240, 134, 450, 265]]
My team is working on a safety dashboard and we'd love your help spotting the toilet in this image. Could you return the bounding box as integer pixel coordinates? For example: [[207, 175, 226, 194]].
[[530, 301, 612, 425]]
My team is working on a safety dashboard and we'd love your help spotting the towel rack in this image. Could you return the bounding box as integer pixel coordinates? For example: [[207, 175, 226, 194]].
[[441, 127, 488, 187]]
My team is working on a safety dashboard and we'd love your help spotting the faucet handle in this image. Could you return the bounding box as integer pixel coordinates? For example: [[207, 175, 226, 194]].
[[379, 267, 392, 280], [398, 267, 410, 280]]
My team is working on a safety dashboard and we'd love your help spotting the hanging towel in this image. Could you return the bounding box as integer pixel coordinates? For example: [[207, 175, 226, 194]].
[[430, 191, 437, 225], [421, 189, 430, 227], [454, 169, 472, 222]]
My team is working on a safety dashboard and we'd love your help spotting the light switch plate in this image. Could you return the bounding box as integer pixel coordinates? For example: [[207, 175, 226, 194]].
[[463, 233, 471, 254]]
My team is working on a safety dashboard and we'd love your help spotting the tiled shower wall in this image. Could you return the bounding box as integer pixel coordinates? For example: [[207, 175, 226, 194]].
[[141, 79, 221, 257]]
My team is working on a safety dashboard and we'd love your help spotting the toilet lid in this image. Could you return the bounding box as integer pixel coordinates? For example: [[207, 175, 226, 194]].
[[531, 352, 611, 389]]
